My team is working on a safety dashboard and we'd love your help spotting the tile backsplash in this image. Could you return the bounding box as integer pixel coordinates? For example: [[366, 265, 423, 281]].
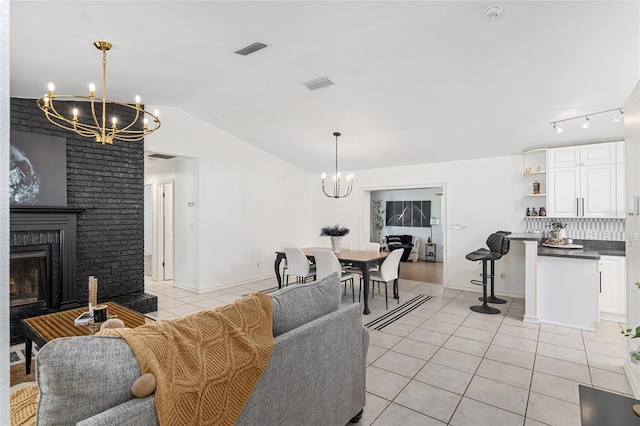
[[524, 217, 625, 241]]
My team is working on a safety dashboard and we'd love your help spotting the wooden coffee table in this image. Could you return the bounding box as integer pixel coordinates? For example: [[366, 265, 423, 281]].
[[22, 302, 151, 374]]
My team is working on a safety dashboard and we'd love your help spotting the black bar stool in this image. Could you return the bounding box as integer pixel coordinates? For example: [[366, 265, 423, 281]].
[[475, 231, 511, 305], [466, 233, 506, 314]]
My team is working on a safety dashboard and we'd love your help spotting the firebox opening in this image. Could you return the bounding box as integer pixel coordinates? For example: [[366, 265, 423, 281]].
[[10, 245, 51, 308]]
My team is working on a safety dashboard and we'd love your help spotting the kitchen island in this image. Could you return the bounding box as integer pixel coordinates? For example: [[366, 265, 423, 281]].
[[507, 234, 624, 330]]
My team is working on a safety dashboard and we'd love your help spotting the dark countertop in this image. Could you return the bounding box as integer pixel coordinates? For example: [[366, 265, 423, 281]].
[[538, 246, 601, 260], [506, 234, 625, 259], [506, 233, 545, 241]]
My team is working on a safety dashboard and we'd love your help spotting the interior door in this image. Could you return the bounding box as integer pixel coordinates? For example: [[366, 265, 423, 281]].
[[159, 182, 174, 280]]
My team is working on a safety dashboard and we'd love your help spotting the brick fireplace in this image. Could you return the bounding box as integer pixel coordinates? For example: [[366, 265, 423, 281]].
[[9, 98, 157, 344]]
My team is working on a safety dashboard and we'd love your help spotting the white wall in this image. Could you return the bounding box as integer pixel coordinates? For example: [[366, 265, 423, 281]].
[[624, 80, 640, 396], [1, 0, 9, 419], [144, 107, 528, 297], [144, 106, 313, 292], [312, 155, 527, 298], [145, 157, 199, 289]]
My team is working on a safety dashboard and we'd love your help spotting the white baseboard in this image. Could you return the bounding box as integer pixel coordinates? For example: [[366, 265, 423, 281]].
[[599, 311, 627, 323], [197, 274, 274, 294], [624, 361, 640, 399], [539, 318, 595, 332]]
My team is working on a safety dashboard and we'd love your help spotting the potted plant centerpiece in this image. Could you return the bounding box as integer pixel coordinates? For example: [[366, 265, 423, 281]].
[[320, 224, 350, 253], [547, 220, 567, 244]]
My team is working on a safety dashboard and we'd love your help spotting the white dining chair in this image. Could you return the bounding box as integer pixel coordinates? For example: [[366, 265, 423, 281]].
[[314, 249, 356, 302], [281, 241, 298, 282], [340, 240, 352, 251], [361, 242, 380, 252], [368, 248, 404, 309], [284, 247, 316, 285]]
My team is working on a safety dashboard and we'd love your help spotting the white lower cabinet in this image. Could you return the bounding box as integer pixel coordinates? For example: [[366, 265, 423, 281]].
[[599, 255, 626, 322]]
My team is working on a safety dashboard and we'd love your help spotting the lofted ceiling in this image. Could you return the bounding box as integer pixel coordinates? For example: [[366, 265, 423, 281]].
[[9, 1, 640, 173]]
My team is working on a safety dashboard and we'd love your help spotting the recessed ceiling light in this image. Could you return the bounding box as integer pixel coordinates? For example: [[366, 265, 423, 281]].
[[484, 4, 503, 20]]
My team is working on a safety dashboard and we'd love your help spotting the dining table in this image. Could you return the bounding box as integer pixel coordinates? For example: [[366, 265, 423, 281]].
[[274, 247, 394, 315]]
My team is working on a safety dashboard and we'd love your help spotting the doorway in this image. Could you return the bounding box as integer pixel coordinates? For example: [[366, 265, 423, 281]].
[[367, 185, 446, 285], [158, 181, 174, 281]]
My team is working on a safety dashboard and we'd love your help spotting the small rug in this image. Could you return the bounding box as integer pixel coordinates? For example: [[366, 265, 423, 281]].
[[364, 294, 433, 330], [10, 344, 39, 367]]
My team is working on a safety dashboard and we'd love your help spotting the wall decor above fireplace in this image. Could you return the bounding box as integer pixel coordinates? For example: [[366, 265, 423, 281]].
[[10, 130, 67, 207]]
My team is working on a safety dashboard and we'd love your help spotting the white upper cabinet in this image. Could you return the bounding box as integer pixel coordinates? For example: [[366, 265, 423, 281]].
[[581, 143, 616, 165], [547, 142, 622, 218], [548, 167, 580, 216], [548, 146, 580, 168], [580, 164, 617, 217]]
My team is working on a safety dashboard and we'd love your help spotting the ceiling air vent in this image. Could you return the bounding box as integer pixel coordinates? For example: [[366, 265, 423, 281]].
[[147, 153, 176, 160], [303, 77, 335, 91], [234, 42, 268, 56]]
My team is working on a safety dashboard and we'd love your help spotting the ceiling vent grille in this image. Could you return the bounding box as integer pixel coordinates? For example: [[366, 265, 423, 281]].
[[235, 42, 268, 56], [147, 153, 176, 160], [303, 77, 335, 91]]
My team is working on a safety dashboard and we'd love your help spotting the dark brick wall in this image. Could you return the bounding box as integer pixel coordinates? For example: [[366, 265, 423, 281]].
[[10, 98, 150, 307]]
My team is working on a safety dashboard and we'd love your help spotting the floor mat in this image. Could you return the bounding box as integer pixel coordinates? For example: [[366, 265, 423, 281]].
[[364, 294, 433, 331]]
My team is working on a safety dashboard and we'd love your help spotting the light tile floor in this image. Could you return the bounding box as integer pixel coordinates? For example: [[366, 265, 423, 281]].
[[144, 276, 634, 426]]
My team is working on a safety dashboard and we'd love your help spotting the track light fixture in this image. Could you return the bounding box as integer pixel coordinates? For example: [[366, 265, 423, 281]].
[[614, 109, 624, 122], [552, 123, 563, 134], [549, 107, 623, 133]]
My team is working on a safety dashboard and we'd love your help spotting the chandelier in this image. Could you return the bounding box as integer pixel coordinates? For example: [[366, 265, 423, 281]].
[[321, 132, 354, 198], [37, 41, 160, 145]]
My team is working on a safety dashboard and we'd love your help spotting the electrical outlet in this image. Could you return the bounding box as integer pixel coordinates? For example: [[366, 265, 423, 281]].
[[602, 231, 611, 240], [586, 230, 598, 239], [500, 273, 506, 279]]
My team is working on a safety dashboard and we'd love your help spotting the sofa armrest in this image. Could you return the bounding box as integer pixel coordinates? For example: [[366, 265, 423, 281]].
[[76, 396, 158, 426]]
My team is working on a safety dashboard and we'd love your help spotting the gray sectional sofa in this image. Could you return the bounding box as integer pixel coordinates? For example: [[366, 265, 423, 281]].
[[31, 273, 368, 425]]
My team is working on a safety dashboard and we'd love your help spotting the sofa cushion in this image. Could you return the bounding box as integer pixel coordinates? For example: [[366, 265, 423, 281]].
[[270, 272, 341, 337]]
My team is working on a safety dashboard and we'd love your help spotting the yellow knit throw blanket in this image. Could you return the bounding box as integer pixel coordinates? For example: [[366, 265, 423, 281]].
[[10, 384, 38, 426], [100, 292, 274, 426]]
